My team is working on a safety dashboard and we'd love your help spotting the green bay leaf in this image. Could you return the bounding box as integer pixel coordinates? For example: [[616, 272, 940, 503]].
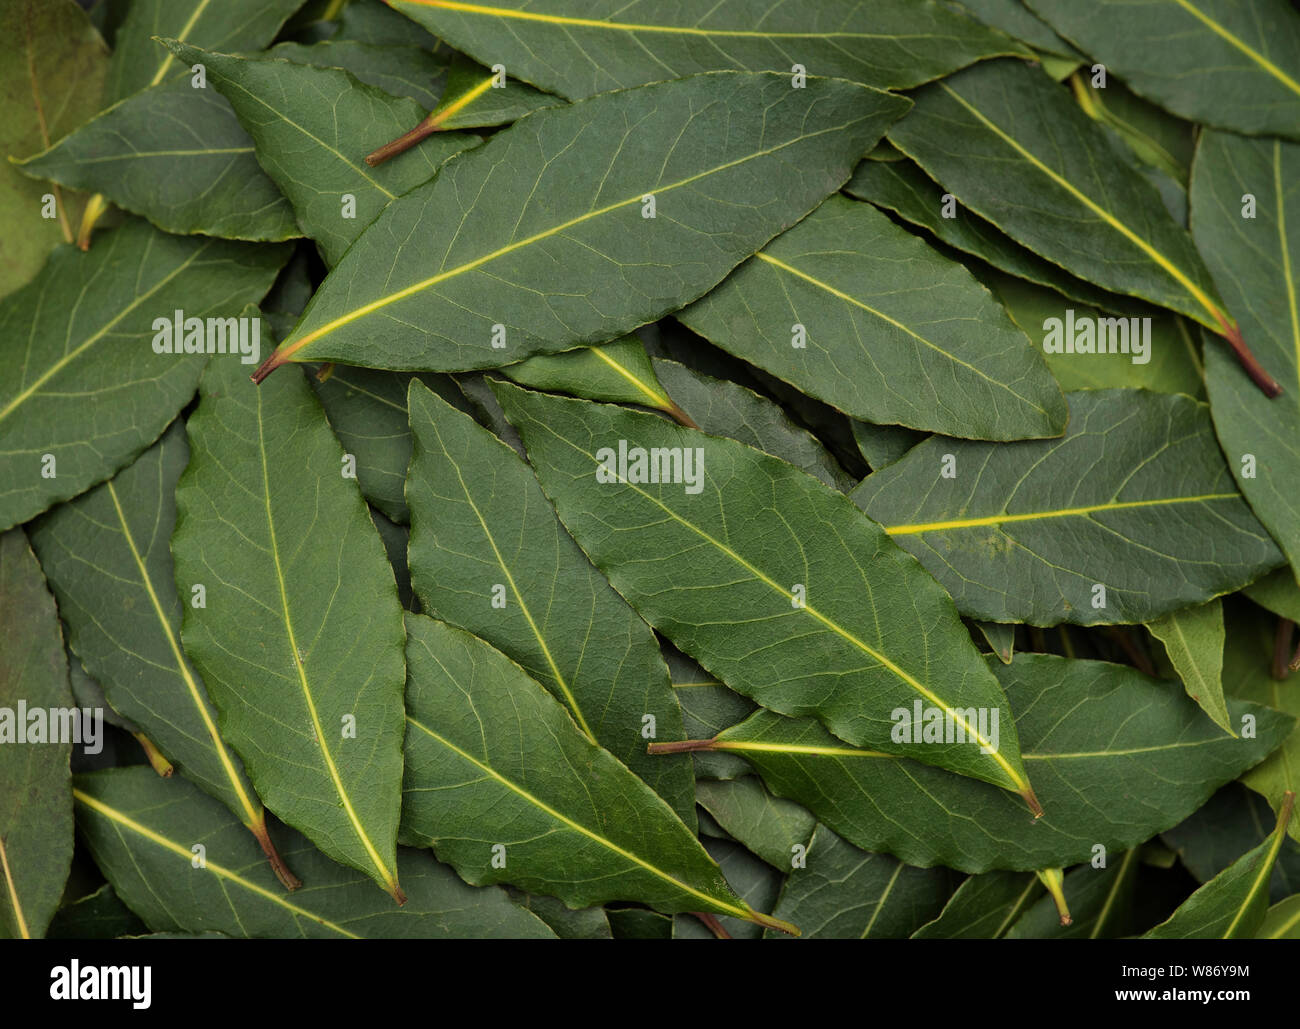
[[28, 423, 297, 888], [165, 42, 480, 268], [256, 71, 910, 376], [1193, 132, 1300, 580], [0, 0, 107, 297], [0, 529, 74, 939], [676, 194, 1067, 441], [74, 767, 553, 938], [1146, 599, 1233, 735], [680, 654, 1292, 873], [852, 389, 1282, 625], [501, 337, 678, 417], [399, 613, 789, 931], [888, 59, 1240, 349], [0, 217, 287, 532], [492, 382, 1039, 804], [1145, 793, 1295, 938], [1024, 0, 1300, 141], [405, 380, 695, 821], [388, 0, 1028, 99], [172, 333, 408, 900], [17, 75, 300, 243]]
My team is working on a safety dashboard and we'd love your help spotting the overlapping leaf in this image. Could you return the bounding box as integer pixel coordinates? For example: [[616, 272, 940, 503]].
[[493, 381, 1038, 801], [0, 0, 107, 297], [677, 194, 1067, 440], [501, 338, 680, 419], [75, 767, 553, 938], [852, 389, 1283, 625], [888, 59, 1238, 344], [0, 217, 286, 532], [1147, 600, 1233, 734], [254, 72, 909, 377], [388, 0, 1028, 99], [405, 380, 695, 819], [671, 655, 1291, 873], [17, 74, 299, 242], [1193, 132, 1300, 577], [399, 613, 788, 930], [1025, 0, 1300, 141], [172, 332, 408, 900], [28, 424, 295, 887], [166, 42, 480, 267], [0, 529, 73, 939]]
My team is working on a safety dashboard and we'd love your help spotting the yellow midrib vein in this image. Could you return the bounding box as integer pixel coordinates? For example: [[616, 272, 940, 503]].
[[426, 75, 496, 130], [754, 251, 1053, 414], [937, 82, 1224, 329], [398, 0, 945, 40], [0, 835, 30, 938], [71, 789, 359, 937], [883, 492, 1241, 535], [0, 242, 207, 426], [589, 347, 671, 409], [712, 734, 1226, 761], [254, 386, 397, 894], [431, 417, 595, 739], [149, 0, 212, 88], [544, 431, 1023, 791], [276, 117, 856, 362], [860, 861, 902, 939], [105, 481, 262, 828], [1222, 797, 1293, 938], [1171, 0, 1300, 99], [404, 715, 752, 920]]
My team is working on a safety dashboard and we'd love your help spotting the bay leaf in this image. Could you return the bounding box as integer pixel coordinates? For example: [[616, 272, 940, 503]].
[[0, 217, 287, 532], [253, 72, 910, 377], [844, 157, 1140, 314], [492, 382, 1040, 804], [501, 338, 680, 419], [388, 0, 1029, 99], [764, 823, 955, 939], [106, 0, 302, 101], [888, 59, 1251, 370], [850, 419, 925, 472], [1024, 0, 1300, 141], [1192, 132, 1300, 579], [676, 194, 1067, 441], [1260, 894, 1300, 938], [172, 330, 408, 900], [74, 767, 553, 937], [405, 380, 695, 820], [1066, 73, 1196, 187], [669, 654, 1293, 873], [1146, 599, 1233, 734], [977, 622, 1015, 665], [694, 777, 815, 871], [312, 366, 472, 523], [426, 51, 557, 129], [1145, 792, 1295, 938], [910, 871, 1040, 938], [1004, 849, 1141, 938], [956, 0, 1080, 59], [0, 529, 74, 939], [399, 613, 792, 932], [852, 389, 1283, 626], [0, 0, 107, 297], [981, 268, 1205, 397], [270, 39, 452, 110], [671, 837, 782, 939], [17, 75, 299, 242], [165, 42, 480, 268], [654, 359, 855, 491], [45, 883, 147, 941], [28, 423, 297, 888]]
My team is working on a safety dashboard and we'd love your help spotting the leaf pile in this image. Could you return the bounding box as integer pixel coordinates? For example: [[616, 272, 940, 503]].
[[3, 0, 1300, 941]]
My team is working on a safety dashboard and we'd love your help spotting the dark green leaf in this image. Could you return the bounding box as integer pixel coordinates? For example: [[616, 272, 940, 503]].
[[256, 72, 909, 376], [852, 389, 1282, 625], [173, 334, 408, 900], [911, 871, 1040, 938], [0, 217, 287, 532]]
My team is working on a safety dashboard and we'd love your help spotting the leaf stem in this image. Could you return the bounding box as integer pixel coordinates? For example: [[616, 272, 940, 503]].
[[131, 732, 174, 777], [365, 117, 440, 167], [1211, 311, 1283, 397], [249, 811, 302, 892], [692, 912, 732, 938]]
